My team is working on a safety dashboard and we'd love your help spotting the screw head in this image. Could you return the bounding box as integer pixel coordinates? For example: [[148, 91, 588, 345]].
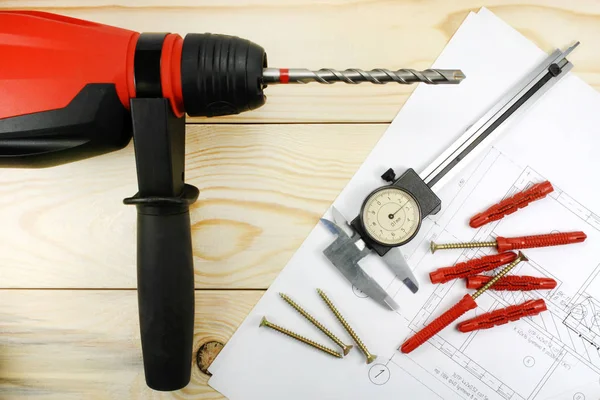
[[342, 344, 353, 356], [518, 251, 529, 262], [430, 241, 438, 254], [367, 354, 378, 364], [260, 316, 269, 327]]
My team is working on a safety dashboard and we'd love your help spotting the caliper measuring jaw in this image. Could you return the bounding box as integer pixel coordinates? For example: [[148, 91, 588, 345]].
[[321, 209, 400, 310]]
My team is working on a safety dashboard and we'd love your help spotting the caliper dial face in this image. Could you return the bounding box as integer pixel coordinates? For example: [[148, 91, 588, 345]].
[[361, 187, 421, 246]]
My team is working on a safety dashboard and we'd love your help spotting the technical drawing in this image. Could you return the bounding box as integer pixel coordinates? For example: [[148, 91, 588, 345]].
[[563, 265, 600, 351]]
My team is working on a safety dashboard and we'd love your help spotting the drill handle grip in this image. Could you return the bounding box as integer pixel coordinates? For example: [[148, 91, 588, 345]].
[[134, 194, 197, 391]]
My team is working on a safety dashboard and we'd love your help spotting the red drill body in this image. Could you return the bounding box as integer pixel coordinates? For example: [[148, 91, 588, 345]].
[[0, 11, 188, 118]]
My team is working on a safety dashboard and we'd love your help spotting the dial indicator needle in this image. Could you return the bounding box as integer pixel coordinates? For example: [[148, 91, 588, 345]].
[[388, 200, 410, 220]]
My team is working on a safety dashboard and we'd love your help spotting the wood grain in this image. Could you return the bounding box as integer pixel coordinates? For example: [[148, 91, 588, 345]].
[[0, 289, 261, 399], [1, 2, 599, 398], [0, 124, 385, 289], [0, 1, 598, 123]]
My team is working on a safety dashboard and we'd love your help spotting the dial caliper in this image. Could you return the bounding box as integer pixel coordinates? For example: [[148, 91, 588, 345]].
[[321, 43, 578, 310]]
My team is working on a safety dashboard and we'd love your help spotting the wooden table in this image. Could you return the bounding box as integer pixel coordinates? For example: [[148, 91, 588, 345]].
[[1, 1, 598, 398]]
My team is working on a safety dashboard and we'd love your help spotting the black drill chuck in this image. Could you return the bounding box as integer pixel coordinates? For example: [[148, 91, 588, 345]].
[[181, 33, 267, 117]]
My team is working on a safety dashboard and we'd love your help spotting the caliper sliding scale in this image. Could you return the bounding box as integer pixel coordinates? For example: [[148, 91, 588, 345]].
[[321, 43, 579, 310]]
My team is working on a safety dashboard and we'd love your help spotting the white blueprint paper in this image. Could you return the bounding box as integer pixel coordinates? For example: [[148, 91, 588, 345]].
[[208, 8, 600, 400]]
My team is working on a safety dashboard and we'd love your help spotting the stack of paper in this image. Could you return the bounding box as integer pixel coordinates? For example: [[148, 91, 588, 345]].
[[209, 8, 600, 400]]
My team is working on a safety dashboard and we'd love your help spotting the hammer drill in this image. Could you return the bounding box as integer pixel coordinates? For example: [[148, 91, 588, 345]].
[[0, 10, 464, 391]]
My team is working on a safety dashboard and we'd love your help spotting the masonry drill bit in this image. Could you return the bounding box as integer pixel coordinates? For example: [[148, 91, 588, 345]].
[[262, 68, 465, 85]]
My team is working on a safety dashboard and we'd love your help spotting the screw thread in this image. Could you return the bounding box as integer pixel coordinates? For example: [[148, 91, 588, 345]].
[[431, 240, 497, 253], [317, 289, 376, 363], [472, 252, 527, 299], [260, 317, 342, 358], [279, 293, 352, 354]]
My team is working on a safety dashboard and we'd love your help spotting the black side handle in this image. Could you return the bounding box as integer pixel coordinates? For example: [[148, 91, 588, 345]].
[[125, 97, 197, 391], [126, 185, 199, 390]]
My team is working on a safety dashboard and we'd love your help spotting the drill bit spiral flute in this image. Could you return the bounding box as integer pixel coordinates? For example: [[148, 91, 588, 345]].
[[262, 68, 465, 85]]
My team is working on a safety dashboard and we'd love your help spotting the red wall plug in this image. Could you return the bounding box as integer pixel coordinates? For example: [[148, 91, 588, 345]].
[[457, 299, 547, 332], [470, 181, 554, 228], [430, 252, 517, 284], [466, 275, 557, 291]]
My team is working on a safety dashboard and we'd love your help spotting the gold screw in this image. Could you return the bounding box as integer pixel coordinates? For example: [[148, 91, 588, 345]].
[[279, 293, 353, 356], [259, 317, 342, 358], [430, 240, 497, 253], [317, 288, 377, 364], [472, 251, 528, 299]]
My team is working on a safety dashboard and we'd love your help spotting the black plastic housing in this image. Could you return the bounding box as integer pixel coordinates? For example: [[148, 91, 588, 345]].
[[0, 84, 131, 167], [132, 194, 196, 391], [181, 33, 267, 117]]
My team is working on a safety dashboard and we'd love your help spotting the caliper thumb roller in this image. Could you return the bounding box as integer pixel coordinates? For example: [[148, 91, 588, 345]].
[[0, 11, 464, 391]]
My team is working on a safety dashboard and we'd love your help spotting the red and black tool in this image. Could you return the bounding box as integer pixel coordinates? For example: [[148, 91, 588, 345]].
[[457, 299, 547, 332], [429, 252, 517, 284], [0, 12, 273, 391], [470, 181, 554, 228], [0, 11, 466, 391], [466, 275, 557, 291]]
